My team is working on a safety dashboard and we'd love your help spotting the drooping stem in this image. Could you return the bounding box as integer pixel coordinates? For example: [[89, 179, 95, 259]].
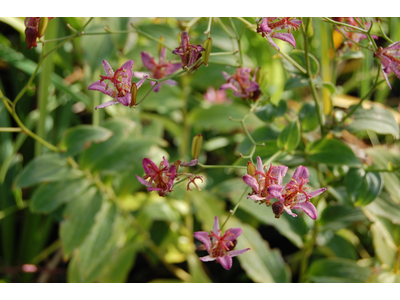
[[220, 186, 249, 231], [131, 24, 174, 51], [229, 17, 243, 67], [204, 17, 212, 37]]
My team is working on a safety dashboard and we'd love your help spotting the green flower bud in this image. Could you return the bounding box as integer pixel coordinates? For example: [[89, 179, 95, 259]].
[[247, 161, 256, 177], [191, 133, 203, 159], [202, 37, 212, 67], [38, 17, 49, 38], [129, 82, 137, 107]]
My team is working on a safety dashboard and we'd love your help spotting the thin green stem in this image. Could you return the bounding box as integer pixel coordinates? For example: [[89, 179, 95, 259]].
[[323, 17, 368, 33], [220, 187, 250, 231], [263, 150, 283, 167], [209, 51, 238, 56], [0, 127, 21, 132], [229, 17, 243, 67], [236, 17, 253, 28], [134, 82, 158, 107], [279, 51, 307, 74], [299, 226, 318, 282], [204, 17, 212, 37], [185, 17, 202, 33], [377, 21, 394, 44], [131, 24, 174, 51], [217, 18, 235, 39], [197, 163, 246, 170]]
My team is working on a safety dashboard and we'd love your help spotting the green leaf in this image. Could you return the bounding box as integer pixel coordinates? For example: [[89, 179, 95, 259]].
[[254, 100, 287, 123], [284, 76, 309, 90], [298, 102, 319, 132], [344, 168, 383, 206], [340, 51, 364, 60], [318, 204, 369, 231], [307, 258, 371, 283], [346, 105, 399, 137], [61, 125, 113, 157], [59, 188, 102, 259], [324, 234, 359, 260], [189, 103, 263, 133], [277, 120, 300, 152], [281, 49, 320, 77], [15, 154, 83, 188], [230, 219, 291, 283], [371, 223, 396, 267], [321, 81, 337, 94], [366, 147, 400, 204], [365, 193, 400, 225], [31, 178, 91, 214], [306, 138, 361, 166]]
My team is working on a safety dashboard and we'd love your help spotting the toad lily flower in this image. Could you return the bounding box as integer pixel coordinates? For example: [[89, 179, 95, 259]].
[[220, 68, 261, 101], [203, 87, 228, 104], [193, 216, 250, 270], [172, 31, 205, 69], [257, 17, 301, 51], [133, 47, 182, 92], [25, 17, 54, 49], [268, 166, 326, 220], [88, 60, 148, 109], [374, 41, 400, 89], [243, 157, 288, 205], [135, 157, 177, 197]]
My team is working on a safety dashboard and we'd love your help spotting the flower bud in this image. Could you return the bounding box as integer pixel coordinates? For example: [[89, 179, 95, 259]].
[[129, 82, 137, 107], [255, 67, 264, 85], [247, 161, 256, 177], [38, 17, 49, 38], [388, 161, 394, 172], [272, 201, 284, 218], [202, 37, 212, 67], [191, 133, 203, 159]]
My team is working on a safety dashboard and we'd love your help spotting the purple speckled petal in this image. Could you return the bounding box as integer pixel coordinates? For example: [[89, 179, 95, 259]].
[[382, 69, 392, 89], [292, 165, 309, 182], [193, 231, 212, 252], [147, 187, 164, 192], [387, 41, 400, 50], [256, 156, 263, 181], [232, 91, 248, 98], [88, 81, 116, 98], [246, 81, 260, 93], [217, 255, 233, 270], [266, 35, 280, 51], [228, 248, 250, 257], [141, 51, 156, 71], [284, 207, 297, 218], [180, 159, 198, 167], [247, 194, 266, 202], [199, 255, 216, 262], [135, 75, 149, 89], [272, 32, 296, 48], [95, 100, 118, 110], [222, 71, 231, 81], [119, 60, 134, 85], [296, 188, 327, 202], [159, 47, 166, 65], [267, 184, 284, 201], [243, 175, 260, 193], [117, 93, 131, 106], [153, 82, 162, 92], [142, 158, 159, 175], [224, 228, 242, 242], [167, 165, 176, 191], [220, 83, 239, 93], [135, 175, 152, 187], [258, 17, 272, 33], [163, 79, 178, 86], [168, 62, 182, 74], [102, 60, 114, 76], [292, 201, 317, 220]]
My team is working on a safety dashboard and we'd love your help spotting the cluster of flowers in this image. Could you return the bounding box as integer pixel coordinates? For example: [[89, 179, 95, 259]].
[[243, 157, 326, 220], [24, 17, 54, 50]]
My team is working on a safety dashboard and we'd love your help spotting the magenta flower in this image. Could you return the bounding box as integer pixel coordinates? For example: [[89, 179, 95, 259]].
[[257, 17, 301, 51], [193, 216, 250, 270], [243, 157, 288, 205], [24, 17, 54, 50], [203, 87, 228, 104], [172, 31, 205, 69], [267, 166, 326, 220], [133, 48, 181, 92], [135, 157, 177, 197], [220, 68, 261, 101], [374, 41, 400, 89], [88, 60, 148, 109]]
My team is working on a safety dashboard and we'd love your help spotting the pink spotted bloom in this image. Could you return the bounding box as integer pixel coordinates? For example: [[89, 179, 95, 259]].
[[193, 216, 250, 270], [172, 31, 205, 69], [268, 166, 326, 220], [243, 157, 288, 205], [374, 41, 400, 89], [88, 60, 148, 109], [24, 17, 54, 50], [220, 68, 261, 101], [133, 47, 182, 92], [257, 17, 301, 51], [204, 87, 228, 104]]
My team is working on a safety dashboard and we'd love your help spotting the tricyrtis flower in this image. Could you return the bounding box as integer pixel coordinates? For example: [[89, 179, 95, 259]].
[[172, 31, 205, 69], [136, 157, 200, 197], [220, 68, 261, 101], [243, 157, 288, 205], [334, 18, 377, 48], [25, 17, 54, 50], [268, 166, 326, 220], [133, 48, 182, 92], [193, 216, 250, 270], [257, 17, 301, 51], [88, 60, 148, 109], [374, 41, 400, 89], [203, 87, 228, 104], [135, 157, 177, 197]]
